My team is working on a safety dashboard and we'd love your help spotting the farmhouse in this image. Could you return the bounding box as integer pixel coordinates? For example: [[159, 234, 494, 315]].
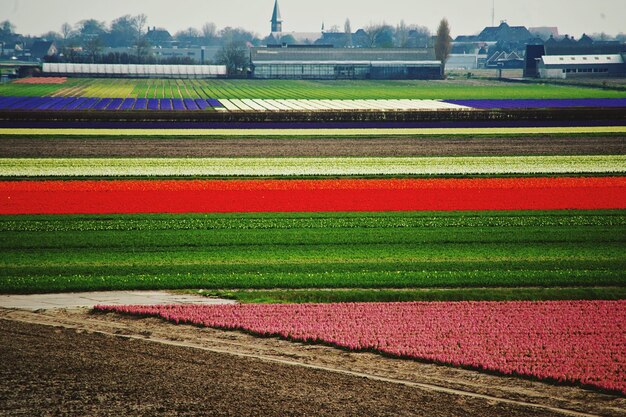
[[250, 46, 442, 79]]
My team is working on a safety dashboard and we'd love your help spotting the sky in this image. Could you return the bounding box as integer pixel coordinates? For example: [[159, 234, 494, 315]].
[[6, 0, 626, 38]]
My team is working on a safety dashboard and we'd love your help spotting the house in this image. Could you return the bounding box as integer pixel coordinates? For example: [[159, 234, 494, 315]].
[[145, 27, 174, 47], [29, 41, 57, 61]]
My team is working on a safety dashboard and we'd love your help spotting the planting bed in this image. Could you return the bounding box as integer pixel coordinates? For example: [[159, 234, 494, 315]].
[[96, 300, 626, 394], [1, 178, 625, 214], [3, 135, 624, 158]]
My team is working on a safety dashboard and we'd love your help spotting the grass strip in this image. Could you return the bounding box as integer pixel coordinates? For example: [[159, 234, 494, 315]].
[[187, 287, 626, 303]]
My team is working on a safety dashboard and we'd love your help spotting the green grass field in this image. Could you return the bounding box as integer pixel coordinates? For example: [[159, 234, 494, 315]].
[[1, 211, 624, 294], [2, 78, 626, 99]]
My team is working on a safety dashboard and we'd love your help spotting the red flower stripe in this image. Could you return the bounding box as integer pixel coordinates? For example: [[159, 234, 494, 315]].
[[1, 177, 624, 214], [96, 301, 626, 394]]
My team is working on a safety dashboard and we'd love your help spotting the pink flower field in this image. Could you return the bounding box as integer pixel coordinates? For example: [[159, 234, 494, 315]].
[[96, 300, 626, 394]]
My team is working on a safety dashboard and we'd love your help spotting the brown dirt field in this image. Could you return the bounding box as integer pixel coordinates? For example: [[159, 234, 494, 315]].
[[1, 308, 624, 417], [1, 136, 624, 158]]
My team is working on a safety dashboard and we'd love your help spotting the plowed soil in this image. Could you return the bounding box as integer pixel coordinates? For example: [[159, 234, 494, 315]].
[[1, 308, 624, 417], [1, 136, 624, 157]]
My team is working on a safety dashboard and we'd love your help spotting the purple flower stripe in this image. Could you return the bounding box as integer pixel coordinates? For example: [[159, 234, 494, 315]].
[[160, 98, 173, 110], [105, 98, 124, 111], [77, 98, 100, 110], [20, 97, 48, 110], [50, 97, 77, 110], [184, 98, 200, 110], [37, 97, 66, 110], [195, 99, 210, 110], [147, 99, 159, 111], [445, 98, 626, 109], [207, 98, 223, 108], [134, 98, 148, 110], [92, 98, 113, 111], [64, 97, 88, 110], [0, 96, 27, 109], [172, 99, 185, 111], [119, 98, 136, 110]]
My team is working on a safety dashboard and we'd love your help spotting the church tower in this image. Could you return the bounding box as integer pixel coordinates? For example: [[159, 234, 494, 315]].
[[271, 0, 283, 33]]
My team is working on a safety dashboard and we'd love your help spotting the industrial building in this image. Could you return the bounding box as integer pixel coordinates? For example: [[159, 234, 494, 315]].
[[250, 46, 442, 80], [536, 54, 626, 79], [525, 40, 626, 78]]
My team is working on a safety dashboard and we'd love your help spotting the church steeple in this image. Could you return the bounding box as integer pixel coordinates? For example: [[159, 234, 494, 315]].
[[271, 0, 283, 33]]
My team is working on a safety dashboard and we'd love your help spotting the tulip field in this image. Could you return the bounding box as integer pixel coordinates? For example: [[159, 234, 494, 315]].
[[95, 300, 626, 394], [3, 77, 626, 100], [1, 75, 625, 398]]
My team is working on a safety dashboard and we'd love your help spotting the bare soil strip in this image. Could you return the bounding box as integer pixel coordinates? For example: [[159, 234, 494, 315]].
[[1, 308, 624, 417], [1, 136, 625, 158]]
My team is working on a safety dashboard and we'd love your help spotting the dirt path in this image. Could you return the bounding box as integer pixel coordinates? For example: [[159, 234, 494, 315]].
[[1, 136, 624, 157], [1, 308, 624, 416]]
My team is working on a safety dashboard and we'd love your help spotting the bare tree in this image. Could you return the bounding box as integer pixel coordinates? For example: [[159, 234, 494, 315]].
[[202, 22, 217, 41], [344, 18, 352, 47], [435, 18, 451, 77], [133, 14, 147, 37], [61, 23, 73, 45], [396, 20, 409, 47]]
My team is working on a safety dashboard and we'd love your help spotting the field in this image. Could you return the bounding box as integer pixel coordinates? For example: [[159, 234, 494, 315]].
[[2, 77, 626, 100], [0, 76, 624, 414]]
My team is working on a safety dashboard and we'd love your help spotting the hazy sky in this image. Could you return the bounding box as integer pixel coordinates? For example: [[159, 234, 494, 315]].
[[6, 0, 626, 38]]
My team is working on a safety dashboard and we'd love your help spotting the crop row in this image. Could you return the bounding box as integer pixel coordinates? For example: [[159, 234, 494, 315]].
[[1, 177, 624, 214], [0, 96, 223, 111], [2, 211, 621, 232], [3, 126, 626, 137], [1, 156, 624, 178], [95, 300, 626, 394]]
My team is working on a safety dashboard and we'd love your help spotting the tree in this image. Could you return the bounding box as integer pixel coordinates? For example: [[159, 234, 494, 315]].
[[344, 18, 352, 47], [435, 18, 451, 77], [84, 37, 104, 63], [395, 20, 409, 47], [202, 22, 217, 42], [61, 23, 74, 46], [78, 19, 106, 39], [0, 20, 15, 34], [363, 24, 394, 48], [216, 40, 248, 75], [108, 14, 147, 47], [40, 31, 61, 42]]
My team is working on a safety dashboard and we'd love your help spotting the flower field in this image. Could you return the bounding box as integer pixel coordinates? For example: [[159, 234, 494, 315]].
[[13, 77, 67, 85], [1, 76, 625, 398], [1, 155, 624, 178], [95, 300, 626, 394], [1, 177, 625, 215], [2, 78, 626, 100]]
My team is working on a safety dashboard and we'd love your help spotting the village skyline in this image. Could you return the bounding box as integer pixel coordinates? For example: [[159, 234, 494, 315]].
[[6, 0, 626, 39]]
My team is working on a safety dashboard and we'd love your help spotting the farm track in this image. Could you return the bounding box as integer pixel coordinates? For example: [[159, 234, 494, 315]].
[[1, 136, 625, 158], [1, 308, 624, 417]]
